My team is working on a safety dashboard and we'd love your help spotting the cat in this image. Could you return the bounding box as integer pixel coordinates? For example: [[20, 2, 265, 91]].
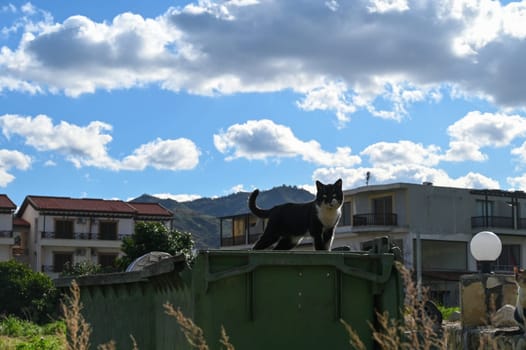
[[514, 267, 526, 331], [249, 179, 343, 251]]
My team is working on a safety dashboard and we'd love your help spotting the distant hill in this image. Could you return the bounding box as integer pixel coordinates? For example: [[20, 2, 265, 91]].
[[184, 185, 314, 217], [131, 185, 314, 249]]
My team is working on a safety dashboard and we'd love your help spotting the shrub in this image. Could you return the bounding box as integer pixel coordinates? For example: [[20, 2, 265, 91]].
[[0, 261, 59, 324], [117, 222, 195, 270], [60, 261, 103, 278]]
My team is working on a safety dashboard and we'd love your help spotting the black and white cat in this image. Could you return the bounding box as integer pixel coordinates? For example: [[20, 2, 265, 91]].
[[249, 179, 343, 251]]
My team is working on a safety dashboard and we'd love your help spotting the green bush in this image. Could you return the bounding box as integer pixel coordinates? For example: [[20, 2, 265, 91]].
[[0, 316, 65, 350], [60, 260, 103, 277], [118, 222, 195, 269], [0, 261, 59, 324], [0, 316, 40, 337], [14, 335, 63, 350]]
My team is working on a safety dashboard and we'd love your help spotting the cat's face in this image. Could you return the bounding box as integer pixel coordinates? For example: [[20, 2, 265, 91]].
[[315, 179, 343, 209]]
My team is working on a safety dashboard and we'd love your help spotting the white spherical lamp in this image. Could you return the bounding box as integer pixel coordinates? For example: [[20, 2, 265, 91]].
[[470, 231, 502, 273]]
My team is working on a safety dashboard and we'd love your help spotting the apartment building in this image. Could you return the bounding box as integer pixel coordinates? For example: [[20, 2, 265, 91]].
[[0, 195, 18, 261], [219, 182, 526, 305], [15, 195, 174, 278]]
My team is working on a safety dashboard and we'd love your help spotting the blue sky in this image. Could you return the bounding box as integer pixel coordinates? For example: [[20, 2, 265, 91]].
[[1, 0, 526, 206]]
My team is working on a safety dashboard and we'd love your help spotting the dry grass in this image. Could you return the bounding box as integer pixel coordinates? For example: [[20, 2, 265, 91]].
[[163, 303, 209, 350], [341, 262, 449, 350], [219, 326, 235, 350], [61, 280, 138, 350], [61, 280, 91, 350], [163, 302, 236, 350]]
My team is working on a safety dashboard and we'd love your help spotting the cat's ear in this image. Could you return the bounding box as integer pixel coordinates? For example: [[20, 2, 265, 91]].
[[335, 179, 342, 188], [316, 180, 322, 191]]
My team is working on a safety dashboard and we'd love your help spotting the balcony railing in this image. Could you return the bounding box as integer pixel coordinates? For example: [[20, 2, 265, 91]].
[[40, 231, 126, 241], [221, 233, 260, 247], [352, 213, 398, 226], [471, 216, 514, 229], [0, 230, 13, 238]]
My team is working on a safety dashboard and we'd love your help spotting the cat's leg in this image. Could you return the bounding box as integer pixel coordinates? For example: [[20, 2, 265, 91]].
[[323, 229, 335, 250], [273, 236, 301, 250], [313, 229, 334, 250], [313, 233, 326, 250], [253, 231, 279, 250]]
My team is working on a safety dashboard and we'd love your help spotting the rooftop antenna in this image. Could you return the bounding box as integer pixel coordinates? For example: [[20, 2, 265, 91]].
[[366, 171, 371, 186]]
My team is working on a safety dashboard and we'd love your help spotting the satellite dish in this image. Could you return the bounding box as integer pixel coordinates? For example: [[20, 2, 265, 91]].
[[125, 251, 173, 272]]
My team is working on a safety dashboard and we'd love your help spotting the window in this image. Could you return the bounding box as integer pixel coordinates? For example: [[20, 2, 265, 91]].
[[99, 221, 118, 240], [476, 199, 494, 217], [495, 244, 520, 272], [53, 252, 73, 272], [55, 220, 74, 239], [233, 217, 246, 237], [373, 196, 393, 225], [415, 240, 467, 271], [339, 202, 351, 226], [98, 254, 118, 268]]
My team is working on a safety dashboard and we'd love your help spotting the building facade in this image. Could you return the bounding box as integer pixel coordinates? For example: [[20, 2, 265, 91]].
[[0, 194, 18, 261], [219, 182, 526, 305], [15, 196, 173, 278]]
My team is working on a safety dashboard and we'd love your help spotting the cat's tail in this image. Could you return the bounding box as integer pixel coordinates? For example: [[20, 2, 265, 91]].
[[248, 189, 271, 218]]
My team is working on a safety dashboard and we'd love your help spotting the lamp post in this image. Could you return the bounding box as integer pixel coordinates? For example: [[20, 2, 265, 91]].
[[470, 231, 502, 273]]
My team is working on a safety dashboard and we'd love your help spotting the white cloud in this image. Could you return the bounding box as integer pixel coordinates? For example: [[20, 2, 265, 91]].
[[312, 133, 503, 190], [228, 184, 246, 193], [444, 111, 526, 162], [297, 81, 356, 126], [1, 1, 526, 125], [153, 193, 202, 202], [508, 173, 526, 191], [121, 138, 200, 171], [367, 0, 409, 14], [511, 141, 526, 164], [443, 141, 487, 162], [0, 114, 200, 171], [213, 119, 361, 166], [0, 149, 31, 187], [0, 114, 116, 169], [313, 165, 499, 190], [447, 111, 526, 147], [361, 140, 441, 167]]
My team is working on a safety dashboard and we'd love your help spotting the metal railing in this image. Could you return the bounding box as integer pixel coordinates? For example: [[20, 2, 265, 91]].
[[471, 216, 514, 229], [40, 231, 126, 240], [0, 230, 13, 238], [221, 233, 260, 247], [352, 213, 398, 226]]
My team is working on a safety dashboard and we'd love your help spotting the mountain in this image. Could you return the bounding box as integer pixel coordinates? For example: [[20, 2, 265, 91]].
[[184, 185, 314, 217], [131, 186, 314, 249]]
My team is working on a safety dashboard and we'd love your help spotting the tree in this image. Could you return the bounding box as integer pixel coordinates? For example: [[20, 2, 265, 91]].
[[0, 260, 59, 324], [118, 222, 195, 270], [60, 260, 103, 277]]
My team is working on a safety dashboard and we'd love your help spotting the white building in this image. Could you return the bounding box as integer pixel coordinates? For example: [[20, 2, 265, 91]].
[[0, 194, 18, 261], [16, 195, 173, 278]]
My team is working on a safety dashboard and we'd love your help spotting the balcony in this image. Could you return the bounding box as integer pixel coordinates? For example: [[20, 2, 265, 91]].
[[352, 213, 398, 226], [221, 233, 260, 247], [40, 231, 126, 241], [471, 216, 515, 229], [0, 230, 14, 245], [0, 230, 13, 238]]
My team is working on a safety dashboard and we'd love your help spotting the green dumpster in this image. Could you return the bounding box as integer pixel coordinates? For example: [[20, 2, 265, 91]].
[[56, 248, 403, 349]]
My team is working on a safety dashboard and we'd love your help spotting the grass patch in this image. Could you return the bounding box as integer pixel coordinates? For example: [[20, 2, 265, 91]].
[[437, 305, 460, 321], [0, 316, 66, 350]]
